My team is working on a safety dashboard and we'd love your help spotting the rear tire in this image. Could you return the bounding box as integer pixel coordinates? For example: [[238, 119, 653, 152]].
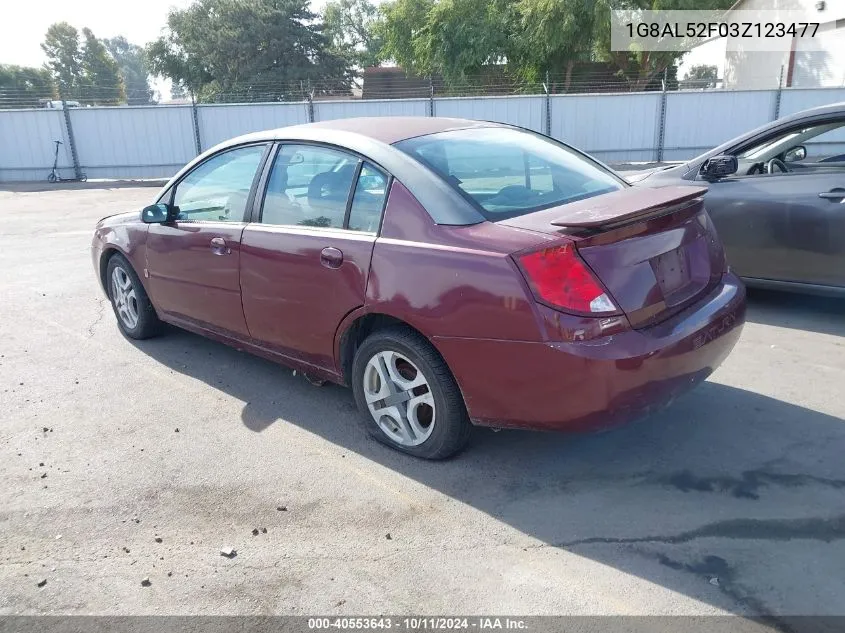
[[106, 253, 162, 340], [351, 326, 471, 459]]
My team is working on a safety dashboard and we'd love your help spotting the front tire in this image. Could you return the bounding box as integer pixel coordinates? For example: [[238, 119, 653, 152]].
[[106, 253, 162, 340], [351, 327, 471, 459]]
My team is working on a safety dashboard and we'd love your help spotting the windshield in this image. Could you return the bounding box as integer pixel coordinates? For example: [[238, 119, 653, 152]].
[[395, 127, 626, 221]]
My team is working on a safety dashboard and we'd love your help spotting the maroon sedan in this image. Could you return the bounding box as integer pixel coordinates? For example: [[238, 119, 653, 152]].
[[92, 117, 745, 459]]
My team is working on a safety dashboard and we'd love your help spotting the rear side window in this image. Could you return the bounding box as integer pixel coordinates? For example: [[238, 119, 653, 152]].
[[395, 128, 625, 220], [347, 163, 388, 233]]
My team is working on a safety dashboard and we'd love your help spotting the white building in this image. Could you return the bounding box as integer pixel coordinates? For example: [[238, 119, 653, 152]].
[[723, 0, 845, 89]]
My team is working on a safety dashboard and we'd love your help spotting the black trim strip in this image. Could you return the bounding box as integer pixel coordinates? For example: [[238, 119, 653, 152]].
[[375, 176, 394, 237], [244, 143, 274, 223], [253, 143, 280, 223], [343, 160, 364, 229]]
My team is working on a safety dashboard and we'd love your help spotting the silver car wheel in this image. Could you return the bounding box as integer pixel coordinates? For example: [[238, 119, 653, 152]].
[[111, 266, 139, 330], [363, 350, 435, 447]]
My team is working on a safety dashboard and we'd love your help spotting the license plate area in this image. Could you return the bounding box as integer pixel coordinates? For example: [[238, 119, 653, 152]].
[[652, 246, 689, 296]]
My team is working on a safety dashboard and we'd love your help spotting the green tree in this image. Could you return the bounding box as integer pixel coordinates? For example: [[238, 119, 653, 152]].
[[593, 0, 734, 91], [377, 0, 735, 92], [378, 0, 435, 75], [41, 22, 82, 93], [145, 32, 211, 100], [104, 36, 153, 104], [323, 0, 384, 69], [378, 0, 597, 89], [168, 80, 188, 101], [515, 0, 598, 90], [80, 28, 125, 104], [379, 0, 515, 84], [680, 63, 718, 89], [422, 0, 514, 83], [0, 65, 55, 108], [146, 0, 351, 102]]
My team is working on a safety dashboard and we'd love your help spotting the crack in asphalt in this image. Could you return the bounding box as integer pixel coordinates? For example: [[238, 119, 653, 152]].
[[644, 550, 794, 632], [549, 516, 845, 631], [658, 469, 845, 500], [554, 514, 845, 548], [86, 298, 106, 338]]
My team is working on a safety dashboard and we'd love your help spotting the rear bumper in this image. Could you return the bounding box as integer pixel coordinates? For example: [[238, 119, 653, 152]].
[[433, 272, 746, 431]]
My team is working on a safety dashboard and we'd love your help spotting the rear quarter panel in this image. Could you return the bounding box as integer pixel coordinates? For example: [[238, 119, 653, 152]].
[[364, 181, 549, 341]]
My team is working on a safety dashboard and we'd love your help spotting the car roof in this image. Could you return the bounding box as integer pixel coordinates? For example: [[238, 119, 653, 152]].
[[287, 116, 504, 144], [216, 116, 505, 150], [672, 100, 845, 175], [774, 101, 845, 125], [160, 117, 502, 226]]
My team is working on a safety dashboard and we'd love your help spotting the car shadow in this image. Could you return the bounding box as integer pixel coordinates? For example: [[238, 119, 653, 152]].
[[745, 288, 845, 337], [129, 321, 845, 618]]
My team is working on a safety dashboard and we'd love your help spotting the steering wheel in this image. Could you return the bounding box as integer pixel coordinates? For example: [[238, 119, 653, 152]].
[[766, 158, 789, 174]]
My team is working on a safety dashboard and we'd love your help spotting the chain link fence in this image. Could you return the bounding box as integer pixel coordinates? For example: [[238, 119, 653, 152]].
[[0, 64, 806, 110], [2, 66, 844, 182]]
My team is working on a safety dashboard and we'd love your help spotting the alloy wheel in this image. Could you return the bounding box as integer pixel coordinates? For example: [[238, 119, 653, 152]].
[[110, 266, 139, 330]]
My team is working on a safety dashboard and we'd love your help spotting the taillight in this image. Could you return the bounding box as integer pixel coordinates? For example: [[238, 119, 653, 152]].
[[517, 243, 617, 314]]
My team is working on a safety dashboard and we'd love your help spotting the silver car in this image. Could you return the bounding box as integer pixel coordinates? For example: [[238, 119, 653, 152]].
[[628, 102, 845, 296]]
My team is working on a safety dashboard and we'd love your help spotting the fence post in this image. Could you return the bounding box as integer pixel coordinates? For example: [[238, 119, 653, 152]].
[[190, 95, 202, 155], [59, 96, 83, 180], [773, 65, 784, 121], [544, 70, 551, 137], [428, 76, 434, 117], [306, 80, 315, 123], [655, 68, 668, 163]]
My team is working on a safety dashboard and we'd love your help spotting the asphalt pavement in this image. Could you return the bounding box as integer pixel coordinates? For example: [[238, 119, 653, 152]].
[[1, 185, 844, 620]]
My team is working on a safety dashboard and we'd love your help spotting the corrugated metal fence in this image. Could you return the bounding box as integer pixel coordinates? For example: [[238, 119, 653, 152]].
[[2, 86, 844, 182]]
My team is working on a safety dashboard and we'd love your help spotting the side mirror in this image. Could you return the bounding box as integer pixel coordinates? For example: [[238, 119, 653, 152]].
[[784, 145, 806, 163], [141, 203, 171, 223], [700, 155, 738, 181]]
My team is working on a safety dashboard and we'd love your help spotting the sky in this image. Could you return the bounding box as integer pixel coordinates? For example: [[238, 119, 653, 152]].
[[1, 0, 195, 98], [1, 0, 332, 99], [1, 0, 194, 68]]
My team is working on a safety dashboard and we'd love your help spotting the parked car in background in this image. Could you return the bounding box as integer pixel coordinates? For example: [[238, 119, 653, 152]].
[[38, 99, 81, 109], [92, 117, 745, 459], [627, 102, 845, 296]]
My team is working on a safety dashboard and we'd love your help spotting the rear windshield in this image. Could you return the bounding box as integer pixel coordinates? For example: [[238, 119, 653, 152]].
[[395, 127, 626, 220]]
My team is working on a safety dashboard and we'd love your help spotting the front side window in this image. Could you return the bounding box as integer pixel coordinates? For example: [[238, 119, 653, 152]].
[[172, 144, 266, 222], [262, 145, 357, 229], [733, 119, 845, 176], [395, 128, 625, 220]]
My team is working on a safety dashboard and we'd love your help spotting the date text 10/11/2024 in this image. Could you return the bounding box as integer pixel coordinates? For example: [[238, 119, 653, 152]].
[[308, 617, 528, 630]]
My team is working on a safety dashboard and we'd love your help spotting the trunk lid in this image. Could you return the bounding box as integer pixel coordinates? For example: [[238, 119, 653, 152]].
[[500, 186, 726, 328]]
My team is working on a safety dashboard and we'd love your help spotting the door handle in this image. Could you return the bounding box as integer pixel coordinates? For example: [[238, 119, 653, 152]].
[[819, 189, 845, 201], [210, 237, 231, 255], [320, 246, 343, 269]]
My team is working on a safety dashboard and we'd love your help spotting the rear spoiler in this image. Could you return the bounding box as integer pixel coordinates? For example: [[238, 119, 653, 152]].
[[550, 185, 708, 230]]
